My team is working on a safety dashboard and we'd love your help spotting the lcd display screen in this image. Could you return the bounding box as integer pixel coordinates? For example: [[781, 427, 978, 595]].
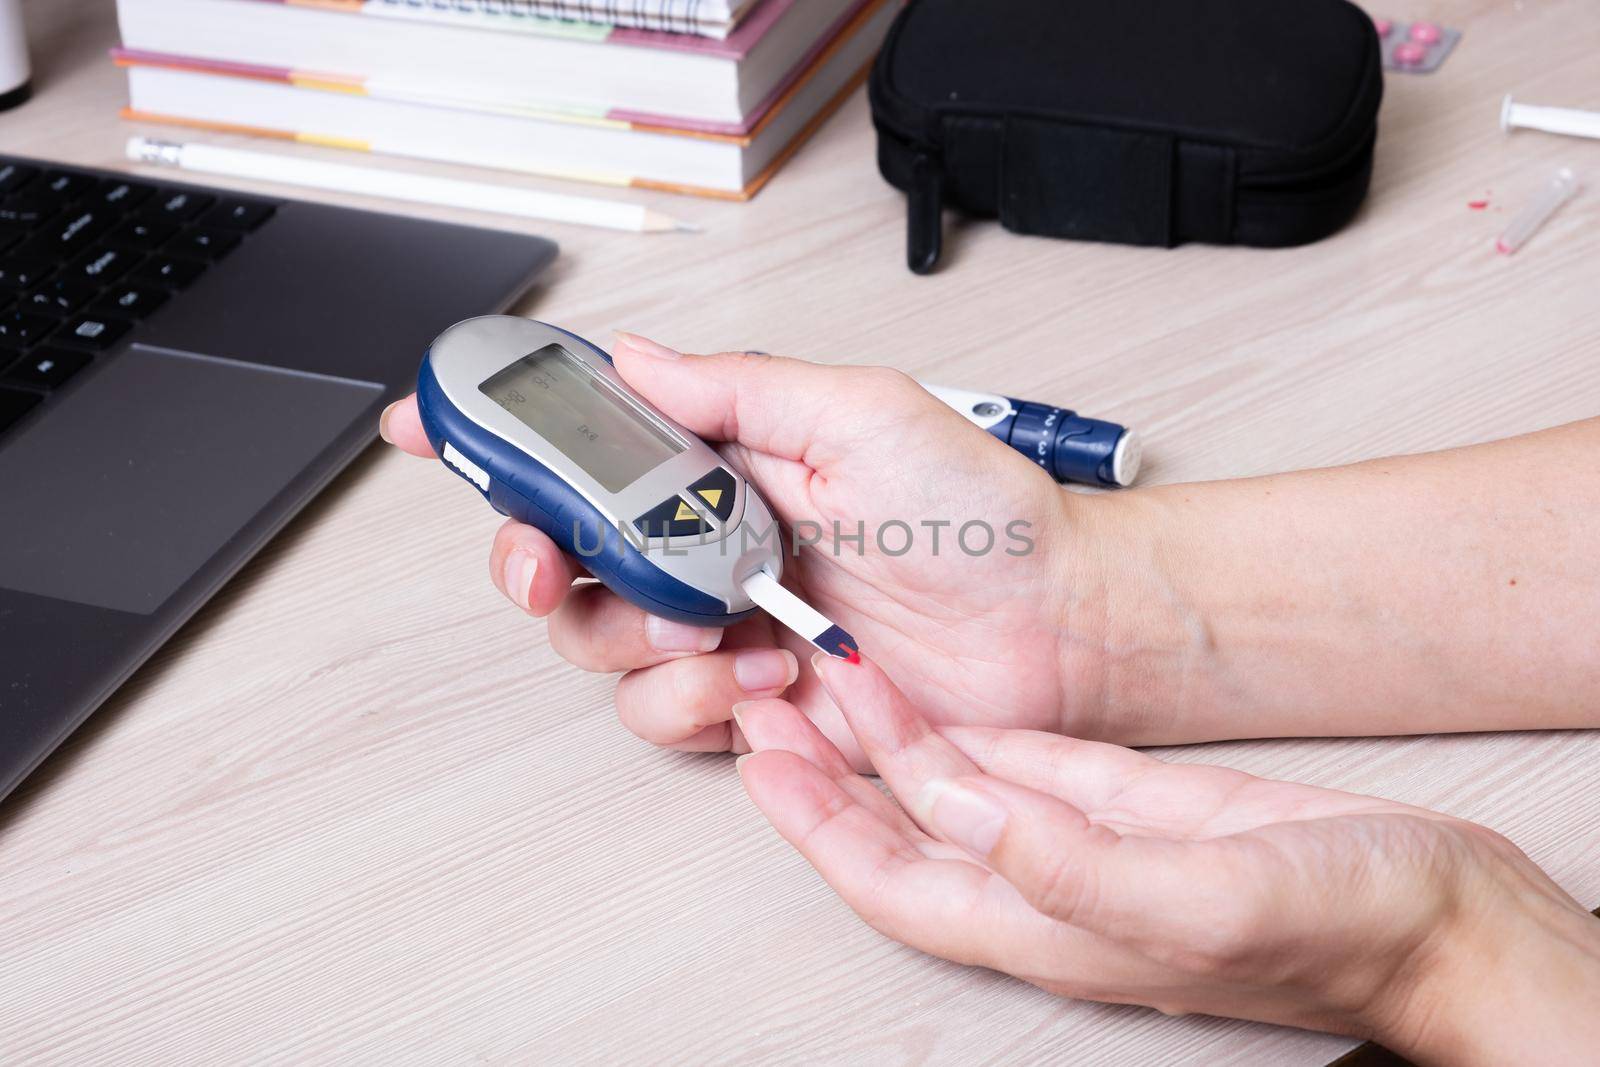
[[480, 343, 684, 492]]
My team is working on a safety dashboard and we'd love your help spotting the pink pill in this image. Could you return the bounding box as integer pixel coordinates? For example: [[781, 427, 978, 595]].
[[1409, 21, 1442, 44], [1393, 40, 1429, 64], [1374, 17, 1393, 37]]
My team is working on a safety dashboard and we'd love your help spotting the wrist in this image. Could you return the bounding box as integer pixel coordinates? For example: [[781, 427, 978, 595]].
[[1049, 488, 1219, 744], [1372, 860, 1600, 1065]]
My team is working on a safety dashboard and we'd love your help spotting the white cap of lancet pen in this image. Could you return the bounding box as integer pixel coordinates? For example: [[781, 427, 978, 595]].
[[1111, 431, 1143, 487]]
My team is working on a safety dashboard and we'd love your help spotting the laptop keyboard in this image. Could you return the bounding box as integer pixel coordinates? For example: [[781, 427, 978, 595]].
[[0, 157, 280, 436]]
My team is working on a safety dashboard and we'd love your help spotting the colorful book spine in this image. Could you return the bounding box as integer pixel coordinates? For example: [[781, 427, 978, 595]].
[[115, 0, 890, 200], [118, 67, 873, 200]]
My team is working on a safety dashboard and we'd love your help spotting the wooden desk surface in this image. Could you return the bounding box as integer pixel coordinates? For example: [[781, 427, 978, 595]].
[[3, 0, 1597, 1062]]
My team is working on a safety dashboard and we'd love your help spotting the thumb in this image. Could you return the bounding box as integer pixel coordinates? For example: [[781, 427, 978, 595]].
[[611, 333, 939, 467], [377, 393, 436, 458]]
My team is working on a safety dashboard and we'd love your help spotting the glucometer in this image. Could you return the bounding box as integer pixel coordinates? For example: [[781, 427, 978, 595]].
[[417, 316, 859, 657]]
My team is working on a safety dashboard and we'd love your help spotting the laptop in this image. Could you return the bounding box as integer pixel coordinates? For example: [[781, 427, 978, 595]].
[[0, 153, 557, 800]]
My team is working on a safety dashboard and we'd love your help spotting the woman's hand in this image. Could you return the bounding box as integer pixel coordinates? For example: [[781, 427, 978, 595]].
[[381, 334, 1118, 765], [735, 654, 1600, 1063], [384, 331, 1600, 752]]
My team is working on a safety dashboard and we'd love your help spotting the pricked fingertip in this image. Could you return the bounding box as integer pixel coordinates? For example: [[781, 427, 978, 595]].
[[812, 624, 859, 661]]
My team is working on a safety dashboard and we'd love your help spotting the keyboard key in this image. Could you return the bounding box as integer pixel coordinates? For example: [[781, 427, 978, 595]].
[[203, 199, 276, 231], [95, 179, 155, 210], [51, 314, 131, 351], [0, 385, 41, 434], [22, 277, 96, 316], [38, 170, 98, 202], [2, 346, 90, 392], [168, 226, 240, 261], [0, 221, 26, 253], [0, 198, 58, 228], [0, 257, 51, 290], [106, 217, 178, 250], [133, 254, 206, 290], [64, 245, 142, 284], [0, 162, 38, 195], [17, 208, 115, 259], [0, 344, 19, 373], [0, 310, 56, 347], [143, 189, 215, 222], [91, 284, 167, 321]]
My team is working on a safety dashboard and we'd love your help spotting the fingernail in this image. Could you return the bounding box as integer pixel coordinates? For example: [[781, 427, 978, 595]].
[[810, 651, 849, 701], [503, 549, 537, 612], [734, 649, 798, 692], [735, 752, 755, 772], [919, 779, 1007, 858], [377, 400, 399, 444], [730, 700, 754, 730], [646, 616, 722, 653], [616, 332, 682, 359]]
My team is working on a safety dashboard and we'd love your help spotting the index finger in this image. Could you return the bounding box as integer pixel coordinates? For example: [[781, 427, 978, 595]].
[[378, 394, 436, 458], [812, 653, 985, 829]]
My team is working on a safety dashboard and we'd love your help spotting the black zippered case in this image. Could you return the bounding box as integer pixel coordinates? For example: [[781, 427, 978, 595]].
[[869, 0, 1385, 273]]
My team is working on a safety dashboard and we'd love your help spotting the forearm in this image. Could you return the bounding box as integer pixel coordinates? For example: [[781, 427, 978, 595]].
[[1070, 418, 1600, 742]]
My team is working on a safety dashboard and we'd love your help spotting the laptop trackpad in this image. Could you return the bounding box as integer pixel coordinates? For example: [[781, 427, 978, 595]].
[[0, 347, 382, 615]]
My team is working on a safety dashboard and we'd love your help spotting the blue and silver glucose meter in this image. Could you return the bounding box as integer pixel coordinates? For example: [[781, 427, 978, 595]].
[[417, 316, 783, 628]]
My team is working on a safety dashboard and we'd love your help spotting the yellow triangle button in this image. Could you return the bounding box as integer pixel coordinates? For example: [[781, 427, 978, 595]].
[[696, 488, 723, 508], [674, 500, 699, 522]]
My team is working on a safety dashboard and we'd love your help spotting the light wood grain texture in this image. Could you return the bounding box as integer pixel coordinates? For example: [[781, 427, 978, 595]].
[[2, 0, 1597, 1063]]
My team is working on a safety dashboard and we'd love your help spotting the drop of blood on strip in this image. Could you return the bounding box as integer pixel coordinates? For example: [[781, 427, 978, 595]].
[[1467, 200, 1489, 211]]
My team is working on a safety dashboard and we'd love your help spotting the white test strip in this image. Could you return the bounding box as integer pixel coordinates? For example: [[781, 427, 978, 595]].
[[742, 570, 859, 661]]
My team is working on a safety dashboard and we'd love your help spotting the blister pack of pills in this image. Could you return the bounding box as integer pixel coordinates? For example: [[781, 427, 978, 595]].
[[1374, 17, 1461, 74]]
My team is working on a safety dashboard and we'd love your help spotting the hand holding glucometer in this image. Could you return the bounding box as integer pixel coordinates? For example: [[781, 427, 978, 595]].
[[419, 317, 863, 661], [414, 317, 1136, 665], [383, 323, 1112, 764]]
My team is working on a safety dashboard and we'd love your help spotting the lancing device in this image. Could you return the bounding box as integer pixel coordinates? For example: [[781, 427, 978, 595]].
[[924, 384, 1141, 488], [417, 316, 858, 657]]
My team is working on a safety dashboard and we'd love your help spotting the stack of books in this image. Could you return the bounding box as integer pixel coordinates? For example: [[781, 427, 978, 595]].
[[112, 0, 898, 199]]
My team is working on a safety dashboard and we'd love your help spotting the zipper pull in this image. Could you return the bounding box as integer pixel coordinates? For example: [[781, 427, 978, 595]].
[[907, 153, 944, 274]]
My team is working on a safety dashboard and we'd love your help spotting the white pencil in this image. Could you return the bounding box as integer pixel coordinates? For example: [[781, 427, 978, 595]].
[[125, 136, 700, 235]]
